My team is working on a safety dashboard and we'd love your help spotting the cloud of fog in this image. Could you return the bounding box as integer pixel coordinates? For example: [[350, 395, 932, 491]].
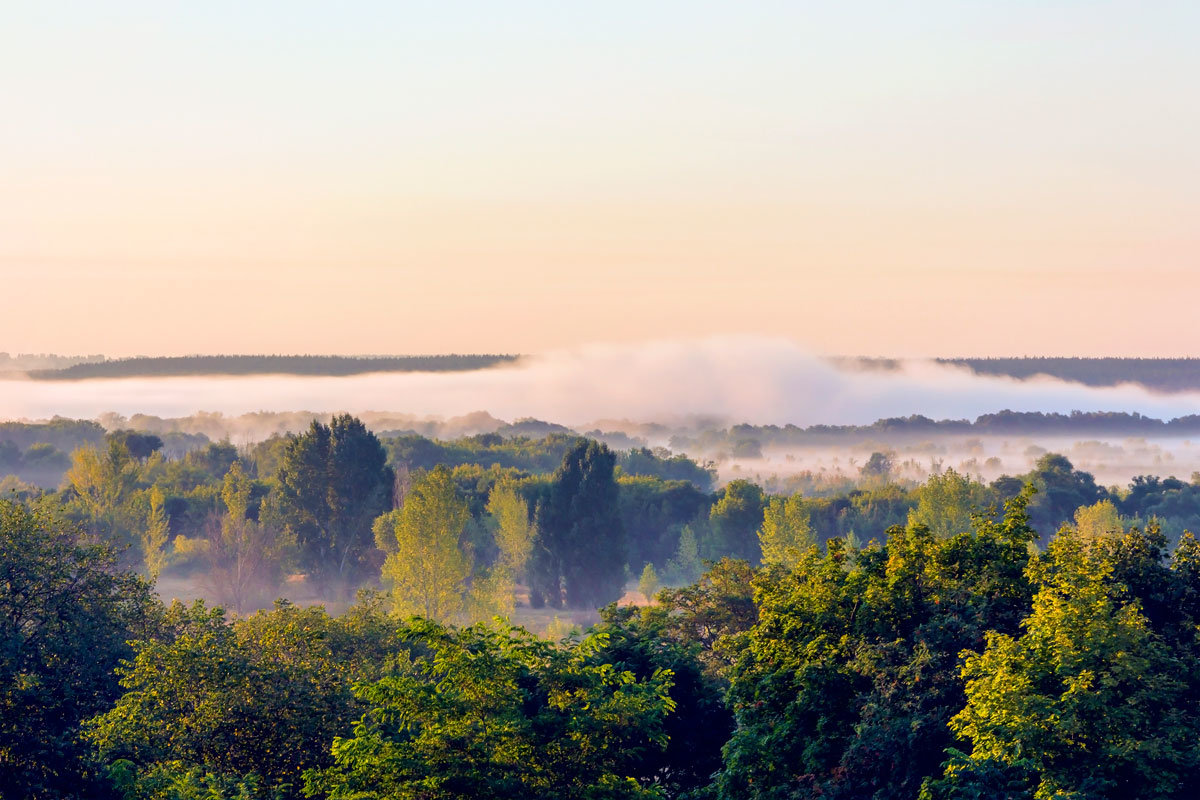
[[4, 336, 1200, 427]]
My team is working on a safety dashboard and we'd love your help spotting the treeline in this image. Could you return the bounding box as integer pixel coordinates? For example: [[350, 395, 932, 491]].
[[941, 356, 1200, 391], [27, 354, 518, 379], [0, 352, 105, 373], [9, 481, 1200, 797], [673, 410, 1200, 455]]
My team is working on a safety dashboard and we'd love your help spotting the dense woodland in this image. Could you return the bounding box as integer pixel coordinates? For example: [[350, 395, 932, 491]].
[[7, 414, 1200, 797]]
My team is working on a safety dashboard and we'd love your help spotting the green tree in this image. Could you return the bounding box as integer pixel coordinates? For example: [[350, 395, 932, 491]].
[[143, 486, 170, 581], [934, 529, 1198, 799], [64, 439, 142, 553], [0, 500, 156, 797], [1021, 453, 1107, 539], [637, 563, 660, 602], [708, 480, 766, 563], [664, 525, 702, 585], [908, 468, 992, 541], [595, 604, 734, 798], [1072, 498, 1124, 545], [719, 490, 1038, 800], [86, 598, 407, 800], [530, 440, 626, 608], [265, 415, 394, 594], [379, 466, 472, 622], [757, 492, 814, 567], [473, 481, 533, 617], [656, 558, 759, 681], [302, 618, 675, 800]]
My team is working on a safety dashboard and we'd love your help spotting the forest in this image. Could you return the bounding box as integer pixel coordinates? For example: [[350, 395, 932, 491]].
[[22, 354, 518, 380], [6, 414, 1200, 798], [941, 357, 1200, 392]]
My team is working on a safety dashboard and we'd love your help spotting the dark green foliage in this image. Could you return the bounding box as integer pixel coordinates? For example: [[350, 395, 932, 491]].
[[618, 476, 711, 575], [1021, 453, 1108, 538], [107, 431, 165, 461], [597, 605, 734, 797], [656, 558, 759, 682], [529, 439, 627, 608], [0, 500, 157, 798], [617, 448, 716, 491], [264, 415, 394, 592], [303, 618, 675, 800]]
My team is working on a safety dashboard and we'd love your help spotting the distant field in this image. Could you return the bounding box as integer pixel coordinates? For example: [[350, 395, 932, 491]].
[[25, 354, 519, 379]]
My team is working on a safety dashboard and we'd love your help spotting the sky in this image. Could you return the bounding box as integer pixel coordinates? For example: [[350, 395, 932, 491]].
[[2, 1, 1198, 357]]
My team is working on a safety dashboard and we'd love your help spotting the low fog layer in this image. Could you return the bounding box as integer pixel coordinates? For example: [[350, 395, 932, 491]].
[[4, 338, 1200, 426]]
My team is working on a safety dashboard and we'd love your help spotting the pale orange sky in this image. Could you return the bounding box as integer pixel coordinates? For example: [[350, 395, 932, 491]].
[[2, 3, 1197, 357]]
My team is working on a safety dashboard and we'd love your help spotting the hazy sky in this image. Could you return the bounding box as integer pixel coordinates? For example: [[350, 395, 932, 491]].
[[3, 2, 1197, 357]]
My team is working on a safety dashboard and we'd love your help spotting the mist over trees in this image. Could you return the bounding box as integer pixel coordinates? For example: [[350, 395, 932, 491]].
[[13, 409, 1200, 796]]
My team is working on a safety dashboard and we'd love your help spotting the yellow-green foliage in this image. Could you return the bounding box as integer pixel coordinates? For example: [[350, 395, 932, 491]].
[[907, 468, 990, 540], [1072, 498, 1124, 544], [381, 466, 472, 621], [757, 493, 814, 567], [142, 487, 170, 581]]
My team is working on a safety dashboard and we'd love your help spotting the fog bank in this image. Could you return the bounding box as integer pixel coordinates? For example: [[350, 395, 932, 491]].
[[4, 337, 1200, 426]]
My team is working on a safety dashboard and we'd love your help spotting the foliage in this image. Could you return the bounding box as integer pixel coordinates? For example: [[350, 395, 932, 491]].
[[199, 462, 290, 613], [303, 618, 675, 800], [530, 439, 626, 609], [86, 598, 408, 800], [265, 415, 394, 593], [473, 481, 534, 617], [656, 558, 759, 682], [379, 466, 473, 622], [757, 493, 814, 568], [0, 500, 156, 798], [708, 480, 766, 563], [32, 354, 517, 380], [664, 525, 703, 585], [596, 605, 734, 798], [638, 563, 660, 601], [143, 487, 170, 581], [908, 468, 992, 541], [718, 489, 1037, 799], [1072, 498, 1124, 544]]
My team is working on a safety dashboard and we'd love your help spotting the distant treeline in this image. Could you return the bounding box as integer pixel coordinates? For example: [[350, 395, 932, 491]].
[[674, 410, 1200, 454], [0, 352, 104, 373], [26, 353, 519, 379], [941, 356, 1200, 391]]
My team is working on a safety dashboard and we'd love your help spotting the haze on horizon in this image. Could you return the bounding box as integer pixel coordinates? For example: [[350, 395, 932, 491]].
[[2, 2, 1198, 358]]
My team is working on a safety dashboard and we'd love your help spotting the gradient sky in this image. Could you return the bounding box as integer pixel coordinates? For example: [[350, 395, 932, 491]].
[[3, 1, 1197, 357]]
